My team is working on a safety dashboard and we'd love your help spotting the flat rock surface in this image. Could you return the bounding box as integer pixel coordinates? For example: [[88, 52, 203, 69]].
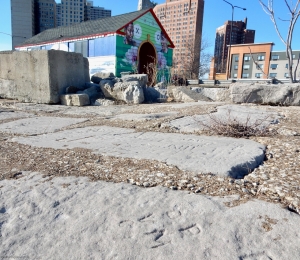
[[112, 112, 178, 121], [0, 172, 299, 260], [0, 110, 33, 120], [0, 117, 88, 135], [1, 99, 300, 259], [170, 105, 282, 133], [13, 125, 265, 177]]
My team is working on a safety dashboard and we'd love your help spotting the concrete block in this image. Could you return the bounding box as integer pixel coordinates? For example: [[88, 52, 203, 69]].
[[60, 94, 90, 106], [0, 50, 89, 104]]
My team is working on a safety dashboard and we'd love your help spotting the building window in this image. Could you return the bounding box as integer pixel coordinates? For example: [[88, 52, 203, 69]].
[[285, 64, 288, 69], [270, 64, 278, 69], [234, 56, 239, 62], [257, 55, 265, 61], [269, 73, 277, 78], [234, 65, 238, 70], [242, 73, 249, 78], [244, 56, 251, 61], [233, 73, 237, 78], [243, 65, 250, 70], [255, 73, 262, 78], [271, 55, 279, 60], [284, 73, 290, 78]]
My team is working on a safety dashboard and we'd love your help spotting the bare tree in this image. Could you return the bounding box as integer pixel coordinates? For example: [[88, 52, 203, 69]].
[[180, 37, 213, 79], [248, 46, 272, 80], [259, 0, 300, 83]]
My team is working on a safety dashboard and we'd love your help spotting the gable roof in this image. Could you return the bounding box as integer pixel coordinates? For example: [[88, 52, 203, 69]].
[[17, 9, 148, 48], [17, 8, 174, 48]]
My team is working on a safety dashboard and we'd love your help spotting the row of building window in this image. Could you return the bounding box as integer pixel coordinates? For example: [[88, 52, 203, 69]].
[[234, 54, 298, 62], [233, 73, 291, 78], [234, 64, 292, 70]]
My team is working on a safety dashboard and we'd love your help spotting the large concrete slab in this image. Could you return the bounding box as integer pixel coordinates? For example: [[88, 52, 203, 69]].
[[0, 117, 88, 135], [0, 50, 89, 104], [170, 105, 281, 133], [13, 125, 265, 177]]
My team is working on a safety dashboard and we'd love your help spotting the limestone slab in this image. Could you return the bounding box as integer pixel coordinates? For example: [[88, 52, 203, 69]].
[[0, 172, 299, 259], [170, 104, 281, 133], [0, 116, 87, 135], [13, 125, 265, 177], [112, 112, 178, 121]]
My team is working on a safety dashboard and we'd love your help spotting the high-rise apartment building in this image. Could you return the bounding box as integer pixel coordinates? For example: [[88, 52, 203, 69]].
[[85, 1, 111, 21], [137, 0, 155, 10], [214, 18, 255, 73], [11, 0, 56, 49], [36, 0, 56, 32], [153, 0, 204, 78], [11, 0, 36, 49], [56, 3, 62, 27], [60, 0, 85, 26], [59, 0, 111, 27], [11, 0, 111, 49]]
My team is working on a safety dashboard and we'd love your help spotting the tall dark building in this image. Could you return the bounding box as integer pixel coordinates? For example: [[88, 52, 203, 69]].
[[59, 0, 111, 27], [11, 0, 111, 49], [36, 0, 56, 33], [214, 18, 255, 73], [85, 1, 111, 21]]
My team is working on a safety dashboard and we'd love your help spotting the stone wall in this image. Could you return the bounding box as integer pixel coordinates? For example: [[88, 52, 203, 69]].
[[0, 50, 89, 104]]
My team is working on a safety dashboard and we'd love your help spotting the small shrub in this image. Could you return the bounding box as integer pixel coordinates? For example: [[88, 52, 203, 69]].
[[196, 110, 276, 138]]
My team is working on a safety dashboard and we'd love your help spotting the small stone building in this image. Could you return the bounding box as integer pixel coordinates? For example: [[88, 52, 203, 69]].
[[16, 8, 174, 83]]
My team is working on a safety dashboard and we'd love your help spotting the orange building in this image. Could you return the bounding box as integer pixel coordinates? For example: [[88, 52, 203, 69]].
[[210, 42, 274, 80]]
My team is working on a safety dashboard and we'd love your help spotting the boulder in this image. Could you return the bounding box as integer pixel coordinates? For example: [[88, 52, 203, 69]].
[[191, 87, 230, 102], [143, 86, 167, 103], [65, 85, 82, 94], [93, 99, 116, 106], [171, 86, 212, 102], [111, 81, 144, 104], [154, 82, 167, 88], [60, 94, 90, 106], [90, 75, 102, 84], [77, 84, 104, 104], [121, 74, 148, 88], [230, 83, 300, 106], [99, 79, 115, 99], [93, 72, 115, 79]]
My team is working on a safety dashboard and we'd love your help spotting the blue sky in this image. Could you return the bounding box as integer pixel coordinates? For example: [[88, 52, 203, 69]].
[[0, 0, 299, 53]]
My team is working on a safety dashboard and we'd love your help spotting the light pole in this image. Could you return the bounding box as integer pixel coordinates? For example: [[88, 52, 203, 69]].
[[222, 0, 246, 80]]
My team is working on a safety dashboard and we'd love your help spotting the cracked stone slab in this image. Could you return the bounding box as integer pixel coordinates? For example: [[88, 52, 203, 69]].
[[0, 172, 299, 259], [13, 125, 265, 177], [112, 112, 178, 121], [170, 105, 282, 133], [0, 117, 88, 135], [0, 111, 33, 120]]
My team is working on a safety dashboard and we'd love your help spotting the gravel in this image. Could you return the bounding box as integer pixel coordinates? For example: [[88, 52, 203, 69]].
[[0, 99, 300, 214]]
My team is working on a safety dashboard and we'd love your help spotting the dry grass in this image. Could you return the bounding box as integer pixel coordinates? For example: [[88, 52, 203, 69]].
[[197, 110, 277, 138]]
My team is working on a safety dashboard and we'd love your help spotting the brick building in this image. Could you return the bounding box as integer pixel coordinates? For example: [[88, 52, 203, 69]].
[[153, 0, 204, 78], [209, 42, 300, 81], [214, 18, 255, 73]]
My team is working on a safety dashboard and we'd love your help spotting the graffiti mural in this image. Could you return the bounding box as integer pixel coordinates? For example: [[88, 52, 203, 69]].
[[116, 12, 173, 82]]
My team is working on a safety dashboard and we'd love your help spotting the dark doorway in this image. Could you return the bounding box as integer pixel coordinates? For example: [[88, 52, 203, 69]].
[[138, 42, 156, 85]]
